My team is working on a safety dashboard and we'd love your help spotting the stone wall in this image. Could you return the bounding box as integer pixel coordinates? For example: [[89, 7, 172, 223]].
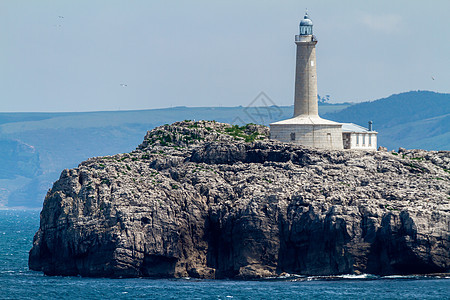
[[349, 133, 377, 150], [270, 124, 343, 149]]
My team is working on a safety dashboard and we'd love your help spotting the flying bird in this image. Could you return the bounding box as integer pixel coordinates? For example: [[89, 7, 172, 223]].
[[120, 83, 128, 87], [431, 76, 435, 80], [58, 16, 64, 18]]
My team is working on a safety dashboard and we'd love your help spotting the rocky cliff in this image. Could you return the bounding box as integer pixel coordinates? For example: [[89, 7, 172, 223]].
[[29, 121, 450, 278]]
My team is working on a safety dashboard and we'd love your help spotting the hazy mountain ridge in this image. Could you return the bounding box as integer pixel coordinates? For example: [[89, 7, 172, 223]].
[[0, 105, 328, 208], [0, 91, 448, 208], [323, 91, 450, 151]]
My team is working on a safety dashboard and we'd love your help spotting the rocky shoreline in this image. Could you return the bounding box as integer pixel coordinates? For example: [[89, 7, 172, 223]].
[[29, 121, 450, 278]]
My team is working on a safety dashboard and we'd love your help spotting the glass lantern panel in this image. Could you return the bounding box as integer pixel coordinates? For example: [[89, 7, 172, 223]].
[[300, 25, 312, 35]]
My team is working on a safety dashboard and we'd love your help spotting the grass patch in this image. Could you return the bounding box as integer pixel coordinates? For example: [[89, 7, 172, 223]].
[[408, 163, 426, 172], [385, 205, 399, 211], [224, 124, 262, 142]]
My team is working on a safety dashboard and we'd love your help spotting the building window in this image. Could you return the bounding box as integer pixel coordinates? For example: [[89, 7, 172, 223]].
[[356, 134, 359, 145], [362, 134, 366, 145], [290, 132, 295, 141], [369, 134, 372, 146]]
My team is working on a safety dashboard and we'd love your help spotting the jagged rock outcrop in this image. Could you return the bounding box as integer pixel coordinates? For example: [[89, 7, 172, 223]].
[[29, 121, 450, 278]]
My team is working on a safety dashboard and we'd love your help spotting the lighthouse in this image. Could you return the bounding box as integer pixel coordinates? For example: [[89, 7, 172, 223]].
[[294, 12, 318, 117], [270, 12, 344, 149]]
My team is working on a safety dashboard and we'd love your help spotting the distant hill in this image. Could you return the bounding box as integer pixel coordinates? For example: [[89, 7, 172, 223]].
[[1, 90, 448, 208], [323, 91, 450, 151], [0, 104, 349, 208]]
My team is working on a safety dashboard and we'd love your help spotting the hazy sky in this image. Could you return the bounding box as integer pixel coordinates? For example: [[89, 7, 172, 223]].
[[1, 0, 449, 112]]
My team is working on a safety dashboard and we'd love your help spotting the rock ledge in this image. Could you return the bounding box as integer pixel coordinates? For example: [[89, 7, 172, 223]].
[[29, 121, 450, 278]]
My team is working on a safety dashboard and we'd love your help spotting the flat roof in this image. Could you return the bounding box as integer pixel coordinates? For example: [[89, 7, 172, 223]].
[[342, 123, 377, 133]]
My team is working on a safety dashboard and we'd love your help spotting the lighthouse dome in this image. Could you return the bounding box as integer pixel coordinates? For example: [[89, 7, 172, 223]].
[[299, 13, 313, 36], [300, 15, 313, 26]]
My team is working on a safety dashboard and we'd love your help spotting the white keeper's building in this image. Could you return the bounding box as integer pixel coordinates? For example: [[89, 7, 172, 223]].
[[342, 122, 377, 150]]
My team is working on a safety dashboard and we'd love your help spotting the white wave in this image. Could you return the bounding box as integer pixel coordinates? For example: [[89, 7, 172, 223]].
[[335, 274, 378, 279]]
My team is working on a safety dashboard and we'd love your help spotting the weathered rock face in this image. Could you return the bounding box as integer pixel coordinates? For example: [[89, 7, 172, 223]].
[[29, 121, 450, 278]]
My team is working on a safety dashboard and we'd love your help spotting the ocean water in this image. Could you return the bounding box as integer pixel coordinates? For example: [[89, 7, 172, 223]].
[[0, 210, 449, 299]]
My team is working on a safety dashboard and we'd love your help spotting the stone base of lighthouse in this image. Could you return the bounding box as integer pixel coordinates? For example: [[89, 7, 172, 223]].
[[270, 116, 343, 150]]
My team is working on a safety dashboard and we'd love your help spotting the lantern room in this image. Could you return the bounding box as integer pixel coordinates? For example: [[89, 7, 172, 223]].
[[299, 13, 313, 35]]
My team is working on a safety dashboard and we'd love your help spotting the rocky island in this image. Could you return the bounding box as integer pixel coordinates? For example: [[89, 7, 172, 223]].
[[29, 121, 450, 278]]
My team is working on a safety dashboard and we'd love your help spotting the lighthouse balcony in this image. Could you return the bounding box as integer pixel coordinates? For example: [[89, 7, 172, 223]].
[[295, 35, 317, 42]]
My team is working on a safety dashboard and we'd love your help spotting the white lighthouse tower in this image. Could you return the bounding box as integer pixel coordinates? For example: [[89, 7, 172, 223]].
[[294, 12, 318, 117], [270, 12, 343, 149]]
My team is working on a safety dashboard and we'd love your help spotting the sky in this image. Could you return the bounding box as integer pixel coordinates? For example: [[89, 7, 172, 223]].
[[1, 0, 449, 112]]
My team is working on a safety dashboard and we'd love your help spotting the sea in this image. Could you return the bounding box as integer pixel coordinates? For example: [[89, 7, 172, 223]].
[[0, 210, 449, 300]]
